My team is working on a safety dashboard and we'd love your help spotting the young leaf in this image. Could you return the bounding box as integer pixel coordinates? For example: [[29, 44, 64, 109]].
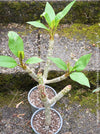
[[8, 31, 24, 57], [69, 66, 73, 73], [41, 2, 55, 27], [41, 12, 51, 27], [55, 0, 76, 27], [92, 87, 100, 93], [48, 57, 67, 71], [25, 57, 43, 64], [70, 72, 90, 87], [73, 53, 92, 71], [26, 21, 49, 31], [45, 2, 55, 22], [0, 56, 17, 68]]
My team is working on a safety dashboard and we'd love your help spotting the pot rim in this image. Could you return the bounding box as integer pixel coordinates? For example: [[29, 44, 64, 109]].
[[31, 108, 63, 134], [28, 85, 57, 109]]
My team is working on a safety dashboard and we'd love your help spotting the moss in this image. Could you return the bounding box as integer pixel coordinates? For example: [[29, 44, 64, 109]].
[[0, 90, 29, 108], [0, 71, 98, 109], [17, 24, 38, 36], [84, 71, 99, 86], [0, 73, 36, 108], [57, 23, 100, 47], [68, 89, 100, 113], [74, 96, 80, 101], [56, 101, 65, 110], [0, 91, 15, 107], [0, 1, 100, 24], [0, 73, 37, 92]]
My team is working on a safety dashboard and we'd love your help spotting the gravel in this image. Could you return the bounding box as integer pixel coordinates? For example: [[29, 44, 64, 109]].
[[0, 96, 100, 134], [0, 23, 99, 74]]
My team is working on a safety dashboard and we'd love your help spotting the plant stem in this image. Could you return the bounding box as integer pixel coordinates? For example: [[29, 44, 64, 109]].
[[45, 73, 69, 84], [40, 85, 71, 127], [43, 38, 54, 80], [37, 71, 52, 127], [49, 85, 71, 105], [37, 29, 41, 69], [24, 65, 38, 82], [41, 96, 51, 126], [38, 84, 51, 127], [37, 72, 51, 126], [18, 55, 39, 82]]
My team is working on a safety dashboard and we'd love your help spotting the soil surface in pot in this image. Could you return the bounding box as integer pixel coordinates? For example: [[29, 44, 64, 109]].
[[29, 87, 55, 107], [32, 109, 61, 134]]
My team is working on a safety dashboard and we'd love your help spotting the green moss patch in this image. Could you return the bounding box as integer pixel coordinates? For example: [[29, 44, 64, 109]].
[[0, 90, 28, 108], [57, 23, 100, 47], [0, 1, 100, 24], [0, 73, 37, 92], [0, 71, 99, 109], [18, 23, 100, 48], [68, 88, 100, 113]]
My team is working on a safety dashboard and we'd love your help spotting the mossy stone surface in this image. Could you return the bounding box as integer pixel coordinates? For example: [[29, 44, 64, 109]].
[[0, 71, 99, 113], [57, 23, 100, 47], [0, 1, 100, 24], [0, 73, 37, 92]]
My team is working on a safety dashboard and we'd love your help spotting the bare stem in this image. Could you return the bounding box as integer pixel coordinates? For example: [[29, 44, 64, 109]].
[[45, 73, 69, 84], [42, 96, 51, 126], [37, 84, 71, 127], [18, 55, 39, 82], [49, 85, 71, 105], [38, 84, 51, 126], [43, 38, 54, 80], [24, 65, 38, 82], [41, 85, 71, 126]]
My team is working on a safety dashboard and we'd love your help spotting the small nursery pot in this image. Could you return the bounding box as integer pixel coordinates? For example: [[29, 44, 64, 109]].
[[31, 108, 63, 134], [28, 85, 57, 112]]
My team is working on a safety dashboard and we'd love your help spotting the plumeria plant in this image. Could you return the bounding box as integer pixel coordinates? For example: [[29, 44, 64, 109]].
[[0, 0, 92, 128]]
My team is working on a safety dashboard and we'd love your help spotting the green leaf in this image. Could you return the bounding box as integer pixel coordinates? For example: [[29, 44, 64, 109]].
[[45, 2, 55, 22], [25, 57, 43, 64], [0, 56, 17, 68], [26, 21, 49, 31], [73, 53, 92, 71], [41, 12, 51, 27], [69, 66, 73, 73], [48, 57, 67, 71], [92, 87, 100, 93], [55, 0, 76, 27], [41, 2, 55, 27], [70, 72, 90, 87], [8, 31, 24, 57]]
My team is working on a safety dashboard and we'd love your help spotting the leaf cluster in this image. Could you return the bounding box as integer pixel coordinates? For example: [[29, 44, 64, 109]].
[[0, 31, 43, 68], [49, 53, 92, 87], [27, 0, 76, 37]]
